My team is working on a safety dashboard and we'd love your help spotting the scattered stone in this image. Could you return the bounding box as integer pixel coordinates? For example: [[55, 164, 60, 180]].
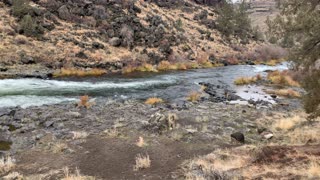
[[261, 131, 274, 140]]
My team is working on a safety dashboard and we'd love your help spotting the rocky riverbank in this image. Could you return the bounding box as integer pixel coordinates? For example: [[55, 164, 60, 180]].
[[0, 86, 309, 179]]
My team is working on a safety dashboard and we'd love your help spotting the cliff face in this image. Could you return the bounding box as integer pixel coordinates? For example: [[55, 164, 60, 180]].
[[246, 0, 279, 30], [0, 0, 259, 77]]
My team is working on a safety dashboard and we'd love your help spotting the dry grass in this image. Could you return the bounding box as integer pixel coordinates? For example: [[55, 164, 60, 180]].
[[234, 76, 258, 85], [135, 136, 146, 147], [267, 70, 300, 87], [266, 89, 301, 98], [133, 154, 151, 171], [53, 68, 106, 77], [187, 91, 201, 102], [71, 131, 89, 140], [272, 115, 303, 131], [184, 146, 255, 179], [157, 61, 177, 71], [0, 156, 15, 174], [104, 127, 120, 137], [288, 128, 320, 145], [3, 172, 23, 180], [77, 95, 94, 109], [122, 63, 158, 74], [62, 167, 95, 180], [145, 97, 163, 105], [51, 142, 68, 153], [308, 160, 320, 178]]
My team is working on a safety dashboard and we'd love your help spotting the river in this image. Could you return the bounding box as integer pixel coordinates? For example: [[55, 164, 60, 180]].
[[0, 63, 289, 108]]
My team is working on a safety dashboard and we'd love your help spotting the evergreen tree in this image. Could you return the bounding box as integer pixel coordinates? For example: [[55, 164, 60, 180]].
[[270, 0, 320, 118]]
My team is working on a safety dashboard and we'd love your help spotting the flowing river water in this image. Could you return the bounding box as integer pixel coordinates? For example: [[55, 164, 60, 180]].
[[0, 63, 289, 108]]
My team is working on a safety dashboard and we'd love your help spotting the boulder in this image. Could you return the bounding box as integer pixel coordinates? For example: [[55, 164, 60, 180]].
[[231, 132, 245, 143], [109, 37, 121, 47], [58, 5, 71, 20]]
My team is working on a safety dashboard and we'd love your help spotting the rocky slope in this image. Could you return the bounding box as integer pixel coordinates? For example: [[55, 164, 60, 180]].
[[0, 0, 261, 78]]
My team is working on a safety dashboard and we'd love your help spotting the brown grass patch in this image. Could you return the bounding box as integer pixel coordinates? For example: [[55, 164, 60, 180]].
[[272, 115, 303, 131], [133, 154, 151, 171], [145, 97, 163, 105], [54, 68, 106, 77], [267, 70, 300, 87], [266, 89, 301, 98], [234, 76, 258, 85]]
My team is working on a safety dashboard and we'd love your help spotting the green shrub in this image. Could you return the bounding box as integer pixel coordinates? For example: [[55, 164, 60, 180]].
[[19, 15, 44, 37], [12, 0, 32, 19]]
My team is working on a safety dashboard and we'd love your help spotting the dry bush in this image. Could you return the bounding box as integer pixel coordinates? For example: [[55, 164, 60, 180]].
[[54, 68, 106, 77], [145, 97, 163, 105], [267, 70, 300, 87], [255, 45, 288, 61], [187, 91, 201, 102], [62, 167, 95, 180], [0, 156, 15, 174], [133, 154, 151, 171], [196, 53, 213, 68], [225, 55, 239, 65], [266, 89, 301, 98]]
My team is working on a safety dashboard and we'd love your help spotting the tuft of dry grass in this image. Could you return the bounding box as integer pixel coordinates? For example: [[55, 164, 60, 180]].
[[135, 136, 146, 147], [122, 63, 158, 73], [62, 167, 95, 180], [145, 97, 163, 105], [234, 76, 257, 85], [71, 131, 89, 140], [3, 172, 23, 180], [187, 91, 201, 102], [266, 89, 301, 98], [308, 160, 320, 178], [0, 156, 15, 174], [77, 95, 94, 109], [104, 127, 120, 137], [157, 61, 177, 71], [53, 68, 106, 77], [267, 70, 300, 87], [51, 142, 68, 153], [133, 154, 151, 171]]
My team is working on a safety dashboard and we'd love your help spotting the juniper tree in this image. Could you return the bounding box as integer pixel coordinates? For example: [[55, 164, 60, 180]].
[[269, 0, 320, 118]]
